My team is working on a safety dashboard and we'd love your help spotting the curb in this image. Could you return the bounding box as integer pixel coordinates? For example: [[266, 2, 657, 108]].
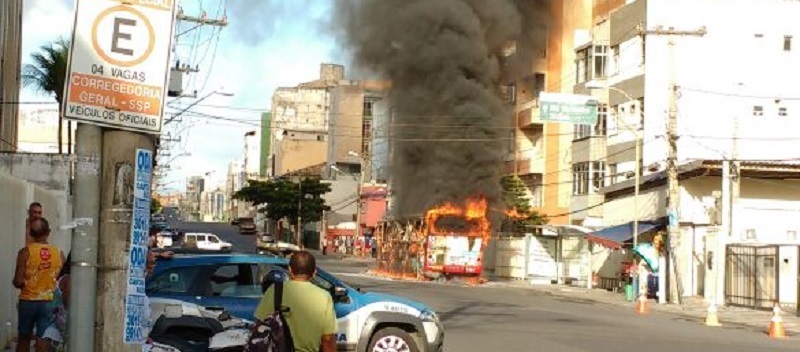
[[483, 281, 799, 338]]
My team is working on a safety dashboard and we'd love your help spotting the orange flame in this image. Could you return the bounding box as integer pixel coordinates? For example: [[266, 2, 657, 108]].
[[504, 207, 526, 219], [425, 197, 490, 238]]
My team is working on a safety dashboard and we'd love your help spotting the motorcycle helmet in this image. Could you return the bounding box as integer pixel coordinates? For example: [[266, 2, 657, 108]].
[[261, 268, 288, 293]]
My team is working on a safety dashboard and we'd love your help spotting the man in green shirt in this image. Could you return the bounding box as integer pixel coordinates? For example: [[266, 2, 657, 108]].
[[254, 251, 337, 352]]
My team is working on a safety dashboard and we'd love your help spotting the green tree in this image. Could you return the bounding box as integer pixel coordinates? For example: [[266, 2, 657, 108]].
[[234, 178, 332, 244], [151, 197, 163, 214], [22, 37, 70, 154], [500, 174, 547, 231]]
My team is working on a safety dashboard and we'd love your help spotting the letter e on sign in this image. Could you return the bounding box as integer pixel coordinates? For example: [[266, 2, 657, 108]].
[[92, 6, 155, 67]]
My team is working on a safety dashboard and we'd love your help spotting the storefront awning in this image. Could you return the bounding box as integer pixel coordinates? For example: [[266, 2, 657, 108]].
[[586, 220, 665, 249]]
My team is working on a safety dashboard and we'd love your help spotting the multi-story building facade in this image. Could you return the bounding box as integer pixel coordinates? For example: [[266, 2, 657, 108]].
[[200, 188, 227, 222], [505, 0, 593, 224], [260, 112, 272, 177], [185, 176, 205, 222], [244, 130, 260, 179], [269, 64, 344, 177], [326, 80, 387, 180], [572, 0, 800, 304], [225, 160, 246, 220]]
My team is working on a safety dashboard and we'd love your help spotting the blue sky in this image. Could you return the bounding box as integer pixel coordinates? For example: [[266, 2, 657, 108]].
[[21, 0, 340, 192]]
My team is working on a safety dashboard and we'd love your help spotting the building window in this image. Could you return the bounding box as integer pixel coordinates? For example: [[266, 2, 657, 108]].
[[501, 83, 516, 105], [785, 36, 792, 51], [534, 73, 546, 99], [753, 106, 764, 116], [573, 162, 605, 195], [611, 45, 620, 76], [573, 104, 608, 140], [519, 73, 546, 102], [576, 47, 589, 83], [608, 163, 618, 185], [592, 161, 606, 191], [779, 107, 788, 117], [363, 100, 374, 117], [593, 45, 608, 79], [573, 163, 589, 195]]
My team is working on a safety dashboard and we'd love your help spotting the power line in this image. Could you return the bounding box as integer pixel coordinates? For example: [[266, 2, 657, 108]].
[[681, 87, 800, 101]]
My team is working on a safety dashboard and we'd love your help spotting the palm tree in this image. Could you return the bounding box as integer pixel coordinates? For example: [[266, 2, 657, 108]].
[[22, 37, 70, 154]]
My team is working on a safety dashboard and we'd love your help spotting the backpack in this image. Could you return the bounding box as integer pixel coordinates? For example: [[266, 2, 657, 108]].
[[245, 280, 295, 352]]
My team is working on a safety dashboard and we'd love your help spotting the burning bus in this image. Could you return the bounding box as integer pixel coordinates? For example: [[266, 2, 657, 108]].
[[374, 197, 491, 279], [423, 197, 490, 275]]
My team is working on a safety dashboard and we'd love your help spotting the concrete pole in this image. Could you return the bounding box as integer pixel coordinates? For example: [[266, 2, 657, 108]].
[[719, 160, 731, 304], [69, 123, 102, 352], [297, 178, 303, 246], [632, 127, 641, 295], [664, 33, 680, 305], [96, 130, 154, 352]]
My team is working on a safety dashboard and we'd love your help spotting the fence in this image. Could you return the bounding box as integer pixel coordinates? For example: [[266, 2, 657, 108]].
[[725, 244, 779, 310], [492, 232, 590, 285]]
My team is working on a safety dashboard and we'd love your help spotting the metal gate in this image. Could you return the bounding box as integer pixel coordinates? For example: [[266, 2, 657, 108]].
[[725, 245, 778, 310]]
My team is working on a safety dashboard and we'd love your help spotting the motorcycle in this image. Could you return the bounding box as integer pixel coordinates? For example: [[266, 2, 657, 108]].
[[147, 298, 251, 352]]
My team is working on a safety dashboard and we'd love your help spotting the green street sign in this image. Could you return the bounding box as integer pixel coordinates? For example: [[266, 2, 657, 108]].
[[538, 92, 598, 125]]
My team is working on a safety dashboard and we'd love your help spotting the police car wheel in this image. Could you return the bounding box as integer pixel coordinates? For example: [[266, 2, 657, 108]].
[[368, 327, 419, 352]]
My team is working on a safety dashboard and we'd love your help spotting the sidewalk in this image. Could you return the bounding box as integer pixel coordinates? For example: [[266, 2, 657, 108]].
[[484, 280, 800, 337]]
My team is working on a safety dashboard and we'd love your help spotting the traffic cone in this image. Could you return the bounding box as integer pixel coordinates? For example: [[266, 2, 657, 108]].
[[704, 302, 721, 327], [768, 304, 786, 338], [636, 293, 648, 314]]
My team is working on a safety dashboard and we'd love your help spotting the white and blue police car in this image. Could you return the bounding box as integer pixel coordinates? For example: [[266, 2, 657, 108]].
[[146, 253, 444, 352]]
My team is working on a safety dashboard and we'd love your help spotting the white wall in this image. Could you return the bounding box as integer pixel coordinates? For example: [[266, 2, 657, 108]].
[[642, 0, 800, 168], [0, 173, 71, 344], [681, 176, 800, 243]]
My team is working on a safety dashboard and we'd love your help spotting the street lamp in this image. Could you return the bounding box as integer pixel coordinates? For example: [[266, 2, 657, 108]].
[[164, 90, 235, 125], [585, 81, 643, 297]]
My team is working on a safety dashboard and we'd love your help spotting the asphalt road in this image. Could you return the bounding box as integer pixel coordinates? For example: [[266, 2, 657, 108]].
[[170, 220, 258, 253], [337, 273, 797, 352], [168, 222, 797, 351]]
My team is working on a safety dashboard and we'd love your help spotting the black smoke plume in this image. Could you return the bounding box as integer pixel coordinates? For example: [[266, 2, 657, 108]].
[[334, 0, 549, 218]]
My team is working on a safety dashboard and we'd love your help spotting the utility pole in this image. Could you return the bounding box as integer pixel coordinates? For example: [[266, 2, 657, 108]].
[[68, 124, 102, 352], [640, 25, 707, 304], [96, 131, 154, 352], [355, 157, 366, 239], [297, 177, 303, 247]]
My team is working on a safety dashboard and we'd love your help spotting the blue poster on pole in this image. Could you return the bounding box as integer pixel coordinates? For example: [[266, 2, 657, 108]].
[[123, 149, 152, 344]]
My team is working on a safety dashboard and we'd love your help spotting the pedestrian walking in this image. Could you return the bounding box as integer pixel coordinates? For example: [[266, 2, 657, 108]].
[[24, 202, 43, 245], [253, 251, 337, 352], [13, 218, 64, 352]]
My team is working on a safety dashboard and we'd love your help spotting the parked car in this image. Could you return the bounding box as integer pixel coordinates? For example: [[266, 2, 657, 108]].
[[237, 218, 256, 235], [182, 233, 233, 251], [256, 232, 299, 257], [147, 253, 445, 352]]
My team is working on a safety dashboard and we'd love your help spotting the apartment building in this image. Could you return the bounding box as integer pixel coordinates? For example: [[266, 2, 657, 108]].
[[269, 64, 344, 176], [573, 0, 800, 305], [506, 0, 593, 224]]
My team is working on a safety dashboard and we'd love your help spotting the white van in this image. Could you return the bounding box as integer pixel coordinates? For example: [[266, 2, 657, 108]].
[[182, 233, 232, 251]]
